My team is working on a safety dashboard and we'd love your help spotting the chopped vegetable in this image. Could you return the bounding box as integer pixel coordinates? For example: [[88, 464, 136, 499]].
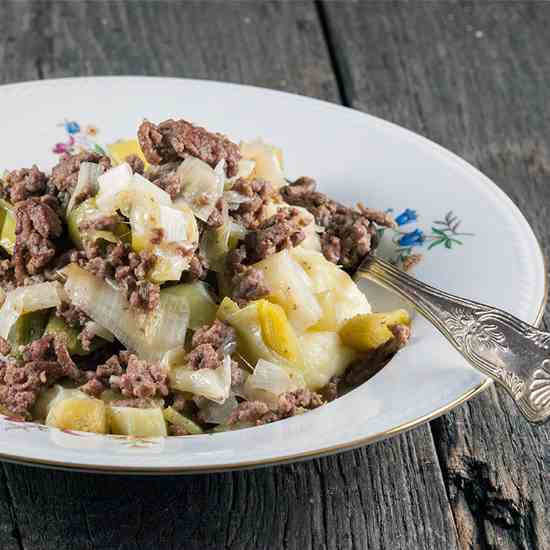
[[0, 198, 15, 255], [67, 162, 102, 213], [244, 359, 304, 407], [63, 264, 189, 361], [175, 157, 224, 222], [200, 220, 231, 272], [108, 406, 167, 437], [169, 355, 232, 404], [0, 282, 62, 339], [8, 311, 49, 348], [44, 313, 100, 356], [298, 331, 357, 391], [197, 393, 239, 425], [339, 310, 411, 351], [256, 300, 299, 362], [47, 396, 108, 433], [67, 197, 127, 249], [161, 282, 217, 330], [216, 297, 240, 322], [107, 139, 148, 168], [253, 250, 322, 331], [163, 406, 203, 434], [34, 385, 83, 420], [240, 138, 286, 188]]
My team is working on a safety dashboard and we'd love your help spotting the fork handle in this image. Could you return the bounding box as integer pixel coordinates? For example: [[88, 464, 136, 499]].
[[356, 256, 550, 423]]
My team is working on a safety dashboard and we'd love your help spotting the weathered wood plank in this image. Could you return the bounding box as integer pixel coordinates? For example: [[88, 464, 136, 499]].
[[323, 2, 550, 549], [0, 2, 460, 550]]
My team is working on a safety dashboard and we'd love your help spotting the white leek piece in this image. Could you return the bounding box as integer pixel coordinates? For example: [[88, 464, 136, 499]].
[[175, 157, 224, 222], [63, 265, 189, 361], [169, 355, 232, 404]]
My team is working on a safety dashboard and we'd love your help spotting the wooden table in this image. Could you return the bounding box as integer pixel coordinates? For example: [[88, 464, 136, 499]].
[[0, 2, 549, 549]]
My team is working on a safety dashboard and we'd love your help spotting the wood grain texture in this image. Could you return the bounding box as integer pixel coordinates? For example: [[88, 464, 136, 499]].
[[0, 2, 460, 550], [322, 2, 550, 549]]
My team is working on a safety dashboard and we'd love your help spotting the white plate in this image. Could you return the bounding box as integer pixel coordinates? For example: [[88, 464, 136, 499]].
[[0, 77, 545, 473]]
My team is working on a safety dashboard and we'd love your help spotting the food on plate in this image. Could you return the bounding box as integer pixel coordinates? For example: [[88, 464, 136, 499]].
[[0, 117, 410, 436]]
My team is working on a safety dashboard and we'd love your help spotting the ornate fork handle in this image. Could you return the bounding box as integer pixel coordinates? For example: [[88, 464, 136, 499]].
[[356, 256, 550, 423]]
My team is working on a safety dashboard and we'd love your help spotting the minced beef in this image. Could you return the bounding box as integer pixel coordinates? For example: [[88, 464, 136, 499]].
[[192, 320, 236, 351], [138, 119, 241, 177], [124, 154, 144, 175], [0, 259, 16, 292], [0, 335, 82, 417], [281, 177, 395, 270], [186, 320, 236, 371], [14, 197, 62, 285], [55, 302, 89, 329], [185, 251, 209, 281], [343, 324, 410, 388], [144, 163, 181, 199], [244, 207, 307, 263], [206, 197, 226, 228], [49, 152, 111, 207], [111, 354, 169, 399], [71, 241, 160, 311], [2, 165, 47, 204], [228, 389, 324, 426], [229, 178, 278, 229], [232, 268, 270, 305], [228, 400, 270, 425], [225, 245, 270, 305], [78, 214, 120, 233], [186, 344, 221, 371], [80, 352, 126, 397]]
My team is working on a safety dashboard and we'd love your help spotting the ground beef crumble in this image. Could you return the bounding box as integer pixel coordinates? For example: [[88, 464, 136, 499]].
[[0, 335, 82, 417], [80, 352, 126, 397], [2, 165, 47, 204], [124, 154, 144, 175], [229, 178, 278, 229], [55, 302, 89, 329], [14, 197, 63, 285], [112, 354, 169, 399], [343, 324, 410, 388], [186, 320, 236, 371], [71, 241, 160, 311], [48, 151, 111, 207], [281, 177, 395, 270], [228, 388, 324, 426], [244, 207, 307, 263], [0, 259, 16, 292], [138, 119, 241, 177], [225, 245, 270, 305]]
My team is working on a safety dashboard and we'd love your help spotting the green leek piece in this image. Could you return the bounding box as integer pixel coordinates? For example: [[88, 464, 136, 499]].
[[8, 311, 49, 348], [0, 198, 15, 255], [44, 313, 103, 356], [161, 282, 217, 330], [67, 197, 128, 249], [163, 406, 203, 435]]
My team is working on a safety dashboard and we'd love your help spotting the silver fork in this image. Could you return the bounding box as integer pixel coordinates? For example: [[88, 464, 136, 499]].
[[355, 255, 550, 423]]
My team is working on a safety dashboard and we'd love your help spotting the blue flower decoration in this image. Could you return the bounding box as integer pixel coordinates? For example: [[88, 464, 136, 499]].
[[398, 228, 425, 247], [395, 208, 417, 226], [64, 121, 81, 134]]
